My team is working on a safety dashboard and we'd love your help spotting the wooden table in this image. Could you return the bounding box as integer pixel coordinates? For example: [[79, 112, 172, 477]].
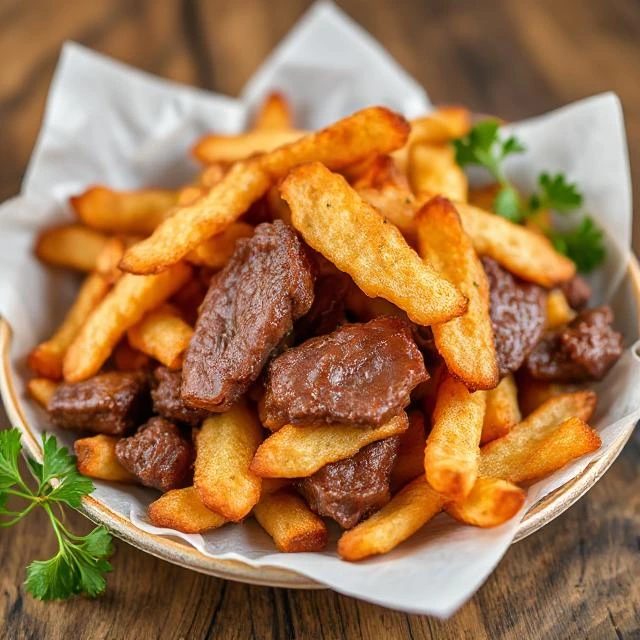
[[1, 1, 640, 637]]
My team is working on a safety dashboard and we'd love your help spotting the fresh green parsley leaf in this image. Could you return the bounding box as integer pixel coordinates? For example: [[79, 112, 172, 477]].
[[530, 172, 583, 214], [0, 429, 24, 489], [550, 217, 606, 273], [493, 186, 523, 222]]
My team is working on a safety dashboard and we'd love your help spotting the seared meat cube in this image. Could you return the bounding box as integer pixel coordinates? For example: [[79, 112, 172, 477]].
[[152, 367, 208, 427], [264, 316, 428, 429], [560, 275, 592, 310], [297, 436, 400, 529], [115, 417, 193, 492], [181, 220, 315, 412], [48, 371, 150, 435]]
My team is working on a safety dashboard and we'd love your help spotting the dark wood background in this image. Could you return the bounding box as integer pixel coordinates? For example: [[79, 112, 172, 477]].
[[1, 0, 639, 638]]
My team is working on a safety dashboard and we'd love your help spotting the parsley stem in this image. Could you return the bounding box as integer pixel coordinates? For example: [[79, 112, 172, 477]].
[[42, 502, 66, 555], [0, 501, 38, 527], [2, 488, 34, 500]]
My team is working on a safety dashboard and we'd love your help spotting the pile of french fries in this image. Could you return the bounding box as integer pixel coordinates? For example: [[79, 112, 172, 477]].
[[27, 92, 601, 561]]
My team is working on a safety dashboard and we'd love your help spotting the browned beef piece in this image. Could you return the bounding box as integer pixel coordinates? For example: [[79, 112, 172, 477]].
[[151, 367, 208, 427], [297, 436, 400, 529], [115, 417, 193, 492], [181, 220, 315, 412], [48, 371, 150, 435], [263, 316, 428, 429], [560, 275, 592, 310], [482, 257, 547, 378], [526, 306, 623, 382]]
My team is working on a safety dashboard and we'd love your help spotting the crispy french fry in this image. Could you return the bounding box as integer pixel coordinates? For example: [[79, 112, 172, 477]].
[[481, 374, 521, 444], [252, 91, 294, 131], [27, 378, 59, 407], [282, 163, 467, 326], [408, 144, 468, 202], [253, 489, 328, 552], [28, 272, 111, 380], [546, 289, 576, 329], [112, 340, 152, 371], [177, 185, 205, 206], [251, 413, 408, 478], [517, 375, 578, 417], [197, 163, 228, 188], [94, 235, 127, 284], [63, 263, 192, 382], [74, 435, 136, 483], [194, 404, 263, 522], [186, 222, 254, 269], [34, 224, 109, 272], [390, 410, 426, 492], [71, 186, 178, 235], [148, 486, 227, 533], [121, 107, 410, 274], [424, 374, 486, 500], [416, 197, 498, 390], [455, 202, 576, 287], [337, 475, 445, 561], [127, 304, 193, 369], [446, 477, 525, 527]]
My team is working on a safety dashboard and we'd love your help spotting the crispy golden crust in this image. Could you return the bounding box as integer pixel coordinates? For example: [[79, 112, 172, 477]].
[[481, 374, 521, 445], [74, 435, 136, 483], [148, 487, 227, 533]]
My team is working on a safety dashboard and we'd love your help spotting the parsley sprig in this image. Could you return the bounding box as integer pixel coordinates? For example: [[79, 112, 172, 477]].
[[0, 428, 113, 600], [453, 121, 606, 272]]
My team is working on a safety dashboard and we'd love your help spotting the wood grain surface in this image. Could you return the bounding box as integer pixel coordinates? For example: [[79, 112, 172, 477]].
[[1, 0, 640, 638]]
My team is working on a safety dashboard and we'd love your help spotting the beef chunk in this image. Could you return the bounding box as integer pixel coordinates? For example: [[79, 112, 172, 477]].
[[181, 220, 315, 411], [115, 417, 193, 492], [152, 367, 208, 427], [526, 306, 623, 382], [560, 275, 592, 310], [264, 316, 428, 429], [48, 371, 150, 435], [482, 257, 547, 378], [297, 436, 400, 529]]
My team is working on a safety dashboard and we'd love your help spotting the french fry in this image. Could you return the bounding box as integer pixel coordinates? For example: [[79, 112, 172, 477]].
[[424, 374, 486, 500], [408, 144, 468, 202], [446, 477, 525, 527], [120, 107, 410, 274], [416, 197, 498, 390], [63, 263, 192, 382], [27, 272, 111, 379], [481, 374, 521, 444], [177, 185, 205, 206], [194, 404, 263, 522], [455, 202, 576, 287], [186, 222, 254, 269], [148, 486, 227, 533], [253, 489, 328, 552], [337, 475, 445, 561], [112, 340, 152, 371], [71, 186, 178, 235], [390, 410, 426, 492], [282, 163, 467, 326], [34, 224, 109, 272], [197, 163, 228, 188], [251, 413, 408, 478], [74, 435, 136, 483], [546, 289, 576, 329], [252, 91, 294, 131], [517, 375, 577, 417], [27, 378, 59, 407], [94, 236, 127, 284], [127, 304, 193, 369]]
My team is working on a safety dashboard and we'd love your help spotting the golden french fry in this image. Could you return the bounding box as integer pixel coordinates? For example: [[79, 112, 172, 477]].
[[63, 263, 192, 382], [282, 163, 467, 326], [74, 435, 136, 483], [546, 289, 576, 329], [416, 197, 498, 390], [27, 272, 111, 380], [197, 163, 229, 188], [517, 376, 578, 417], [127, 304, 193, 369], [186, 222, 254, 269], [252, 91, 294, 131], [390, 410, 426, 492], [177, 185, 205, 206], [194, 404, 263, 522], [112, 340, 151, 371], [71, 186, 178, 235], [446, 477, 525, 527], [148, 486, 227, 533], [94, 235, 129, 285], [120, 107, 410, 274], [424, 374, 486, 500], [408, 143, 468, 202], [251, 413, 408, 478], [27, 378, 59, 407], [455, 202, 576, 287], [481, 374, 521, 444], [253, 489, 328, 552], [34, 224, 109, 272], [337, 475, 445, 561]]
